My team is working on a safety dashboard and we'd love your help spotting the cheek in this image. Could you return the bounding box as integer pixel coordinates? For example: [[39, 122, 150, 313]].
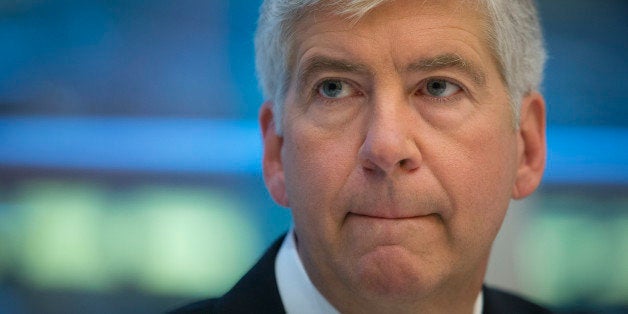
[[436, 127, 518, 243], [471, 134, 518, 192], [281, 124, 358, 218], [453, 103, 518, 201]]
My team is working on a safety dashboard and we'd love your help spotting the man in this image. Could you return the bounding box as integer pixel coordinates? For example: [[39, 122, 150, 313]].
[[174, 0, 549, 312]]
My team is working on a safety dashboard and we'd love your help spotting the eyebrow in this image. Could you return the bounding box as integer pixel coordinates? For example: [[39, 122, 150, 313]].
[[405, 53, 487, 86], [296, 53, 487, 90], [296, 56, 373, 89]]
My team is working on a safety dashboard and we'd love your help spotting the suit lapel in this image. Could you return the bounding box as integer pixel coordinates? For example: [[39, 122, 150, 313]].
[[213, 235, 286, 313]]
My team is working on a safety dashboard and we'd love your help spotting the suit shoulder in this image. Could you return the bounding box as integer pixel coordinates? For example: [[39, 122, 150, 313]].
[[169, 298, 217, 313], [167, 235, 287, 314], [483, 286, 553, 314]]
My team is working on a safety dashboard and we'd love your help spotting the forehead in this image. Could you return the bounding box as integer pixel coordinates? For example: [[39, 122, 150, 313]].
[[287, 0, 496, 78]]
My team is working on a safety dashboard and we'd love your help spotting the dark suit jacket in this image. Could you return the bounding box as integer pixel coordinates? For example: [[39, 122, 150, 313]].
[[171, 236, 552, 314]]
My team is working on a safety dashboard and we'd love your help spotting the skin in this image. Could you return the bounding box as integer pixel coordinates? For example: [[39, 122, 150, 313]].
[[260, 0, 546, 313]]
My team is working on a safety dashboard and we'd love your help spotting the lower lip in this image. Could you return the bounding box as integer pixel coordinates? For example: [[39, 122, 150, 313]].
[[345, 213, 440, 244], [345, 213, 438, 230], [347, 213, 435, 220]]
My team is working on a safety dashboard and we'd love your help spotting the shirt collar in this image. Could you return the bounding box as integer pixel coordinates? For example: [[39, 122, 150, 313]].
[[275, 227, 340, 314], [275, 228, 483, 314]]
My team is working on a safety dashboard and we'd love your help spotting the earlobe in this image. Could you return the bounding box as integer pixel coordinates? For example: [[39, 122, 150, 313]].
[[512, 92, 547, 199], [260, 102, 289, 207]]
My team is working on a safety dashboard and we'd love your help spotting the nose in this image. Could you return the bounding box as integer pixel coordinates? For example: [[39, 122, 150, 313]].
[[358, 98, 422, 175]]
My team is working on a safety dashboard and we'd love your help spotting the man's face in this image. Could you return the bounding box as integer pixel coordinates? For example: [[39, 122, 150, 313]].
[[261, 0, 545, 309]]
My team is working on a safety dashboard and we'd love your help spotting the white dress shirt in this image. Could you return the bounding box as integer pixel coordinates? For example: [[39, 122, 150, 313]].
[[275, 228, 483, 314]]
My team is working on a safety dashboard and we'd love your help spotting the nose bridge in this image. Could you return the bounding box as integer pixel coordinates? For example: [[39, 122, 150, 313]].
[[359, 91, 421, 174]]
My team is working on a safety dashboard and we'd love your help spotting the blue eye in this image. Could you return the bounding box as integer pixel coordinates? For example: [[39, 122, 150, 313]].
[[318, 79, 351, 99], [423, 79, 461, 97]]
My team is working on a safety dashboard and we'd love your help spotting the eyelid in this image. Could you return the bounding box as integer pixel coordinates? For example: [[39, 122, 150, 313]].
[[313, 78, 362, 99], [411, 77, 471, 106], [417, 77, 466, 97]]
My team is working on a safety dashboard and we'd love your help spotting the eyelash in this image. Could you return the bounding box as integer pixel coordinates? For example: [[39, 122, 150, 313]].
[[312, 78, 361, 101], [416, 77, 467, 103]]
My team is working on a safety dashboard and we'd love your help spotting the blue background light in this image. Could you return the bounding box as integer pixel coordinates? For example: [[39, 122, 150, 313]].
[[0, 117, 626, 184], [0, 117, 262, 174]]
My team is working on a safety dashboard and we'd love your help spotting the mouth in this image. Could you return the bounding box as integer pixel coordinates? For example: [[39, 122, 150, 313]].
[[344, 212, 442, 229], [348, 212, 428, 220], [347, 207, 439, 220]]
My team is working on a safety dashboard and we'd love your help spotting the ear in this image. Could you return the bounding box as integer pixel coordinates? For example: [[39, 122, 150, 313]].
[[260, 102, 289, 207], [512, 91, 547, 199]]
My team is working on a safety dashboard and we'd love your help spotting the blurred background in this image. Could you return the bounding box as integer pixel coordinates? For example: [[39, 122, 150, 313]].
[[0, 0, 626, 313]]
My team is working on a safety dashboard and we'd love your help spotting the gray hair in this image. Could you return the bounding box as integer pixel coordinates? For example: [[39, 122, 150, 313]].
[[255, 0, 546, 132]]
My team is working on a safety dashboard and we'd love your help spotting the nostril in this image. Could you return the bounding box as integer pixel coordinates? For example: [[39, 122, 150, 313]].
[[399, 159, 409, 170], [399, 158, 419, 172], [361, 159, 378, 171]]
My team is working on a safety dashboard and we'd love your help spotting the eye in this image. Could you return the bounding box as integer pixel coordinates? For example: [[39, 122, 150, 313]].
[[421, 79, 461, 97], [318, 79, 353, 99]]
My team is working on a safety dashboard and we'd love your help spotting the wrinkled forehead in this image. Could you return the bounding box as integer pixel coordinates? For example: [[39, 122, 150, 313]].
[[284, 0, 497, 81]]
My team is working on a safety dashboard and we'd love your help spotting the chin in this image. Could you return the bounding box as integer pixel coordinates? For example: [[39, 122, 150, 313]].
[[352, 245, 440, 299]]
